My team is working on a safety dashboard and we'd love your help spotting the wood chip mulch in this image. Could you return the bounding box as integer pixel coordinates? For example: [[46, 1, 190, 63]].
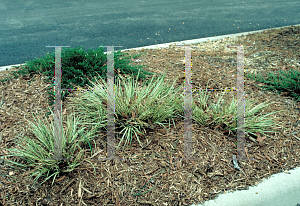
[[0, 25, 299, 205]]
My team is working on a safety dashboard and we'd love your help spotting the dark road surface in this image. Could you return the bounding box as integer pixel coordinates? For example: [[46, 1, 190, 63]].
[[0, 0, 299, 66]]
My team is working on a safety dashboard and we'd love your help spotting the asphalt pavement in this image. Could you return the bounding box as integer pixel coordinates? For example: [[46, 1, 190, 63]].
[[1, 0, 299, 67]]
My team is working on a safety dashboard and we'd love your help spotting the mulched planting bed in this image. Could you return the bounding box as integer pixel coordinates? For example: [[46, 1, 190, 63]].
[[0, 25, 300, 205]]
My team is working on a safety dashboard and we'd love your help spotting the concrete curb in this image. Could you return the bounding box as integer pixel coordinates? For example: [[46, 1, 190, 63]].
[[1, 24, 299, 72]]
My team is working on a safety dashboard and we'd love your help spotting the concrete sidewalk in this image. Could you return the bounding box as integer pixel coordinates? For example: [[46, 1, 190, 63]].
[[192, 166, 300, 206]]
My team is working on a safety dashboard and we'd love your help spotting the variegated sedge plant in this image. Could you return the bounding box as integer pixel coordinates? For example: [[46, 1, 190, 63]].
[[67, 67, 286, 150], [0, 67, 287, 187], [0, 106, 101, 186]]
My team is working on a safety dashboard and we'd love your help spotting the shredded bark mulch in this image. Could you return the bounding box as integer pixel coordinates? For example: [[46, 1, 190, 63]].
[[0, 25, 299, 205]]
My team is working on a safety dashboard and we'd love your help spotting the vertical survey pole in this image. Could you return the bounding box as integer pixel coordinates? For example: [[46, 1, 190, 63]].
[[98, 46, 123, 161], [172, 44, 196, 162], [46, 45, 70, 161], [228, 45, 252, 161], [183, 46, 193, 160], [106, 46, 116, 159], [172, 44, 198, 162], [236, 46, 246, 160]]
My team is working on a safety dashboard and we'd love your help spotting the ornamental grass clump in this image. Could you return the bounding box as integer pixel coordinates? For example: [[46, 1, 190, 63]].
[[0, 108, 100, 186], [176, 83, 287, 143], [67, 68, 185, 149]]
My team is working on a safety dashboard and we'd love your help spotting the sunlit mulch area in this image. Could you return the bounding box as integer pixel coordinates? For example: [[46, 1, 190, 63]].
[[0, 25, 300, 205]]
